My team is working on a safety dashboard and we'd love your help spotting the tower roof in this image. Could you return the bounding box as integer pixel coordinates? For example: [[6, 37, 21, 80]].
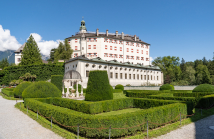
[[79, 20, 87, 31]]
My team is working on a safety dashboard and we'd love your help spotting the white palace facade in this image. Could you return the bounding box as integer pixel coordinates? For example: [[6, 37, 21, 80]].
[[64, 20, 163, 88]]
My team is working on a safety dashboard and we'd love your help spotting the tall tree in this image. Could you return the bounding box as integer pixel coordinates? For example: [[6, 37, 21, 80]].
[[54, 39, 73, 62], [180, 58, 188, 80], [194, 59, 203, 70], [195, 64, 211, 84], [186, 66, 196, 85], [47, 48, 57, 62], [202, 57, 208, 66], [152, 56, 180, 83], [20, 35, 43, 65]]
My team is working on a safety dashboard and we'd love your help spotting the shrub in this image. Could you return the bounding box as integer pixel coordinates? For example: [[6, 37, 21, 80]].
[[115, 84, 124, 91], [159, 84, 173, 91], [22, 81, 61, 99], [85, 70, 113, 101], [170, 84, 174, 90], [192, 84, 214, 92], [13, 82, 32, 97], [51, 75, 63, 91], [1, 88, 14, 96]]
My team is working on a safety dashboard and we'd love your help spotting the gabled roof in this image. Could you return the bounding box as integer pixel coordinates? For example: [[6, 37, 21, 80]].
[[14, 43, 26, 53]]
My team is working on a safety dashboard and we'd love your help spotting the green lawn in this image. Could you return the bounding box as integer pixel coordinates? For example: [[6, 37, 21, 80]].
[[96, 108, 142, 116], [113, 93, 127, 99]]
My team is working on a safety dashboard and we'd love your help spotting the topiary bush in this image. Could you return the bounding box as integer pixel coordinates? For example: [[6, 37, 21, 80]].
[[85, 70, 113, 101], [159, 84, 173, 91], [51, 75, 63, 91], [170, 84, 175, 90], [13, 82, 32, 97], [22, 81, 61, 99], [192, 84, 214, 92], [115, 84, 124, 91]]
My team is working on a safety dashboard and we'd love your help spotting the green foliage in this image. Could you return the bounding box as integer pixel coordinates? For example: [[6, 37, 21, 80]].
[[24, 98, 188, 138], [1, 64, 64, 85], [170, 84, 174, 90], [1, 88, 14, 96], [113, 89, 123, 93], [13, 82, 32, 97], [51, 75, 63, 91], [170, 80, 189, 86], [73, 84, 82, 92], [115, 84, 124, 91], [54, 39, 73, 62], [195, 64, 211, 84], [196, 94, 214, 108], [159, 84, 173, 91], [85, 70, 113, 101], [0, 58, 9, 69], [192, 84, 214, 92], [22, 81, 61, 99], [173, 92, 214, 97], [20, 35, 43, 65]]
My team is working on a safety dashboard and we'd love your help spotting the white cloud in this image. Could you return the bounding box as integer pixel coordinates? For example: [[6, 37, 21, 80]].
[[30, 33, 63, 57], [150, 57, 155, 65], [0, 25, 21, 51]]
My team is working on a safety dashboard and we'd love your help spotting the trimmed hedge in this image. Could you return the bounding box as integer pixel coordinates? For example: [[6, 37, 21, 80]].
[[192, 84, 214, 92], [173, 92, 214, 97], [113, 89, 123, 93], [22, 81, 61, 99], [159, 84, 173, 91], [85, 70, 113, 101], [51, 75, 63, 92], [1, 64, 64, 85], [115, 84, 124, 91], [196, 94, 214, 108], [171, 90, 192, 93], [24, 98, 188, 138], [13, 82, 32, 97], [1, 88, 14, 96]]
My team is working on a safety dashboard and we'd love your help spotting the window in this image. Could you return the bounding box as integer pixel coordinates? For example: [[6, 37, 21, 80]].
[[104, 53, 108, 57], [120, 47, 122, 51], [114, 46, 117, 51], [110, 46, 112, 50], [93, 45, 96, 49], [17, 58, 21, 62], [110, 72, 113, 78], [105, 45, 107, 50], [114, 54, 117, 58], [115, 73, 118, 79], [119, 55, 123, 58], [120, 73, 123, 79], [157, 76, 159, 80], [131, 56, 134, 60], [146, 58, 149, 61], [86, 71, 89, 77], [95, 38, 97, 42], [129, 74, 131, 79], [126, 55, 129, 59], [144, 75, 146, 80], [75, 39, 77, 43], [136, 56, 140, 60], [151, 75, 152, 80], [141, 75, 143, 80], [131, 49, 133, 53], [133, 74, 135, 79], [91, 38, 94, 42], [147, 75, 149, 80], [146, 51, 148, 55], [109, 54, 113, 58], [141, 50, 143, 54], [154, 76, 155, 80], [125, 73, 127, 79], [127, 48, 129, 52], [88, 45, 91, 49], [137, 49, 139, 53], [75, 46, 78, 50], [137, 74, 139, 80], [141, 57, 144, 61]]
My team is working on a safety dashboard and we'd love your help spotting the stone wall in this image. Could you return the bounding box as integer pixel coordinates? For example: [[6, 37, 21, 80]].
[[120, 86, 197, 90]]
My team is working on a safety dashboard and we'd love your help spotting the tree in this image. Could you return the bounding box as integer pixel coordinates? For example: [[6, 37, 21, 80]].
[[180, 58, 188, 80], [54, 39, 73, 62], [202, 57, 208, 66], [0, 58, 9, 69], [186, 66, 196, 85], [152, 56, 180, 83], [20, 35, 43, 65], [195, 64, 211, 84], [47, 48, 57, 62], [194, 59, 203, 70]]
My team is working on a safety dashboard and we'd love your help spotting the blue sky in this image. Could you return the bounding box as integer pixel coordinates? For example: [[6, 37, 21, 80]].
[[0, 0, 214, 62]]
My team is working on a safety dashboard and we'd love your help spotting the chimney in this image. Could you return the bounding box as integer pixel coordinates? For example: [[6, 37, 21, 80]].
[[96, 28, 99, 36], [121, 32, 124, 39], [106, 29, 108, 36], [134, 35, 136, 41], [116, 31, 118, 37]]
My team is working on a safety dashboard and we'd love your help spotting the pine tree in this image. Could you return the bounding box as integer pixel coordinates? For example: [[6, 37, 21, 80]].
[[180, 58, 188, 80], [20, 35, 43, 65], [54, 39, 73, 62], [0, 58, 9, 69]]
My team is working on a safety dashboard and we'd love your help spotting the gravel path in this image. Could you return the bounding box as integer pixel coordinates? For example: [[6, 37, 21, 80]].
[[155, 115, 214, 139], [0, 95, 63, 139]]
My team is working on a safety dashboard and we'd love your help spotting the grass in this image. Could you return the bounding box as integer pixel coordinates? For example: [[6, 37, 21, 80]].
[[113, 93, 127, 99], [96, 108, 142, 116], [15, 102, 85, 139]]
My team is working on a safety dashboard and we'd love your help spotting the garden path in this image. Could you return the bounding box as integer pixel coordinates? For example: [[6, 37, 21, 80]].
[[155, 114, 214, 139], [0, 96, 63, 139]]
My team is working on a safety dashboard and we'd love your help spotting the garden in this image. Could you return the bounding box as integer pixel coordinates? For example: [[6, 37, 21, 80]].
[[1, 70, 214, 138]]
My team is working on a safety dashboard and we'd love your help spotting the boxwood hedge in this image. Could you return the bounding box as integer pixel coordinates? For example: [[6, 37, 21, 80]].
[[115, 84, 124, 91], [51, 75, 63, 91], [24, 98, 188, 138], [13, 82, 32, 97], [22, 81, 61, 99], [192, 84, 214, 92], [1, 88, 14, 96]]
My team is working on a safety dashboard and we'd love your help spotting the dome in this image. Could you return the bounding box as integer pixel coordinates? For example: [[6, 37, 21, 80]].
[[63, 70, 82, 80], [81, 20, 85, 23]]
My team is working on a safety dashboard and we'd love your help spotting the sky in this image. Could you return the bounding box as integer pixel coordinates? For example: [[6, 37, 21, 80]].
[[0, 0, 214, 63]]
